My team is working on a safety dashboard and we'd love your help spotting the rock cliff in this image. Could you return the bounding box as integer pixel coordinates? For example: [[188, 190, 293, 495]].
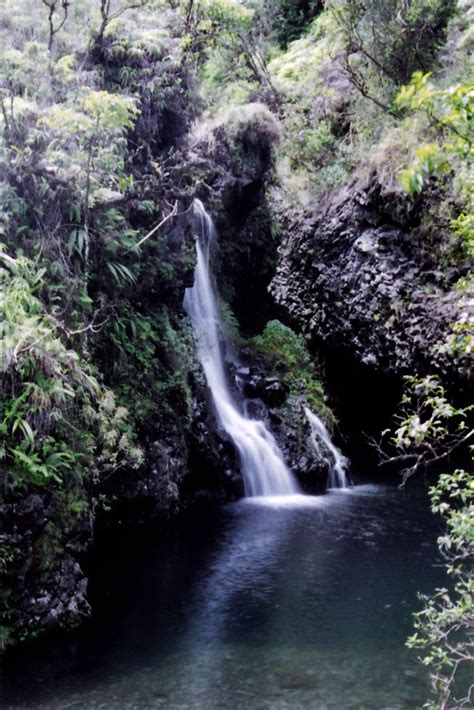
[[271, 171, 472, 385]]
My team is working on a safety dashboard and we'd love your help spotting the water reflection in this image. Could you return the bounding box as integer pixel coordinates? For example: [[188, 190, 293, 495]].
[[5, 485, 444, 709], [181, 497, 293, 697]]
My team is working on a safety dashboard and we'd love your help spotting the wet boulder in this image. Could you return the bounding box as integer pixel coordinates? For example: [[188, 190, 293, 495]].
[[257, 377, 290, 407]]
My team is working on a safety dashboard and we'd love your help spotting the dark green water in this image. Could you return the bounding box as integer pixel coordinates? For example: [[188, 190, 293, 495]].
[[4, 484, 445, 709]]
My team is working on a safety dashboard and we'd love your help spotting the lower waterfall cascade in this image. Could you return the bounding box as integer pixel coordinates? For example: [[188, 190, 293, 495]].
[[304, 407, 349, 488], [184, 199, 300, 497]]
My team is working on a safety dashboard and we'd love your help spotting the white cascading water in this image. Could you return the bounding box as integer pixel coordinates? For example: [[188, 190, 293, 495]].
[[304, 407, 349, 489], [184, 199, 300, 497]]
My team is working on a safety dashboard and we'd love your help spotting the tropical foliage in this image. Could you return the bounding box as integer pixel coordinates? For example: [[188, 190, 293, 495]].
[[1, 5, 472, 699], [384, 369, 473, 708], [407, 468, 473, 710], [0, 0, 197, 646]]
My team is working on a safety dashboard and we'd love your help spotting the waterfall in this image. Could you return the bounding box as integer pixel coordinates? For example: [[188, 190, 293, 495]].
[[184, 199, 300, 498], [304, 407, 349, 489]]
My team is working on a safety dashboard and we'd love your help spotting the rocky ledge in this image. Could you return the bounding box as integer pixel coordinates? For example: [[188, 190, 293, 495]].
[[271, 171, 472, 385]]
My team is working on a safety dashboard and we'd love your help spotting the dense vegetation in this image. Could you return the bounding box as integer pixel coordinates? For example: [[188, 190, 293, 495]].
[[1, 1, 472, 707], [1, 0, 198, 647]]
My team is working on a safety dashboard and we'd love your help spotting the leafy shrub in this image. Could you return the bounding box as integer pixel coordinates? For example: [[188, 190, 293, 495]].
[[383, 371, 473, 709], [252, 320, 335, 424], [397, 74, 473, 190], [1, 254, 96, 487], [329, 0, 456, 106], [407, 468, 474, 710], [0, 253, 143, 489], [202, 102, 280, 155], [396, 72, 474, 258]]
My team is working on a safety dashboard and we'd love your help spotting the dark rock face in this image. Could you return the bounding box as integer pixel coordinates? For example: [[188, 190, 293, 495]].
[[234, 364, 332, 493], [189, 105, 281, 334], [244, 374, 290, 407], [96, 385, 242, 528], [95, 430, 188, 527], [270, 397, 331, 493], [183, 380, 243, 502], [19, 558, 90, 635], [1, 487, 93, 642], [271, 171, 472, 384]]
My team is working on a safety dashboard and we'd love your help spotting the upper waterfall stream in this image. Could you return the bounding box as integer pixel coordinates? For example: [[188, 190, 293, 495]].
[[184, 200, 299, 498]]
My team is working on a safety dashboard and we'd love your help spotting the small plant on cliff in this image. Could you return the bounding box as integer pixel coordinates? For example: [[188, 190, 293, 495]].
[[407, 468, 474, 710], [380, 374, 473, 709], [252, 320, 334, 425], [379, 375, 473, 484]]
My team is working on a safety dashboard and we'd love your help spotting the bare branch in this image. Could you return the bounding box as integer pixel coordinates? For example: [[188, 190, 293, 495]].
[[92, 0, 149, 49], [41, 0, 72, 51], [128, 201, 179, 252]]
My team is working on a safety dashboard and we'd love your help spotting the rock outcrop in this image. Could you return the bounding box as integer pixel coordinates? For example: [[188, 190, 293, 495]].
[[189, 103, 282, 334], [231, 361, 335, 493], [271, 171, 472, 385], [0, 488, 92, 644]]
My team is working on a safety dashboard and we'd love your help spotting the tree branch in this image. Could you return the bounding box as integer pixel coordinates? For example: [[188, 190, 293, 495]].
[[128, 201, 178, 251]]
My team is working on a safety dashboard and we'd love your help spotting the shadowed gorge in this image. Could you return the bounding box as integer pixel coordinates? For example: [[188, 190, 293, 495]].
[[1, 1, 472, 708]]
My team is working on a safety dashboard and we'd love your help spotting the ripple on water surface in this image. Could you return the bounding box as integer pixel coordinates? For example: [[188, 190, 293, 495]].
[[5, 483, 444, 709]]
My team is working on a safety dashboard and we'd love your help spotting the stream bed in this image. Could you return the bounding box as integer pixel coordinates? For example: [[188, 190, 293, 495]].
[[4, 483, 444, 709]]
